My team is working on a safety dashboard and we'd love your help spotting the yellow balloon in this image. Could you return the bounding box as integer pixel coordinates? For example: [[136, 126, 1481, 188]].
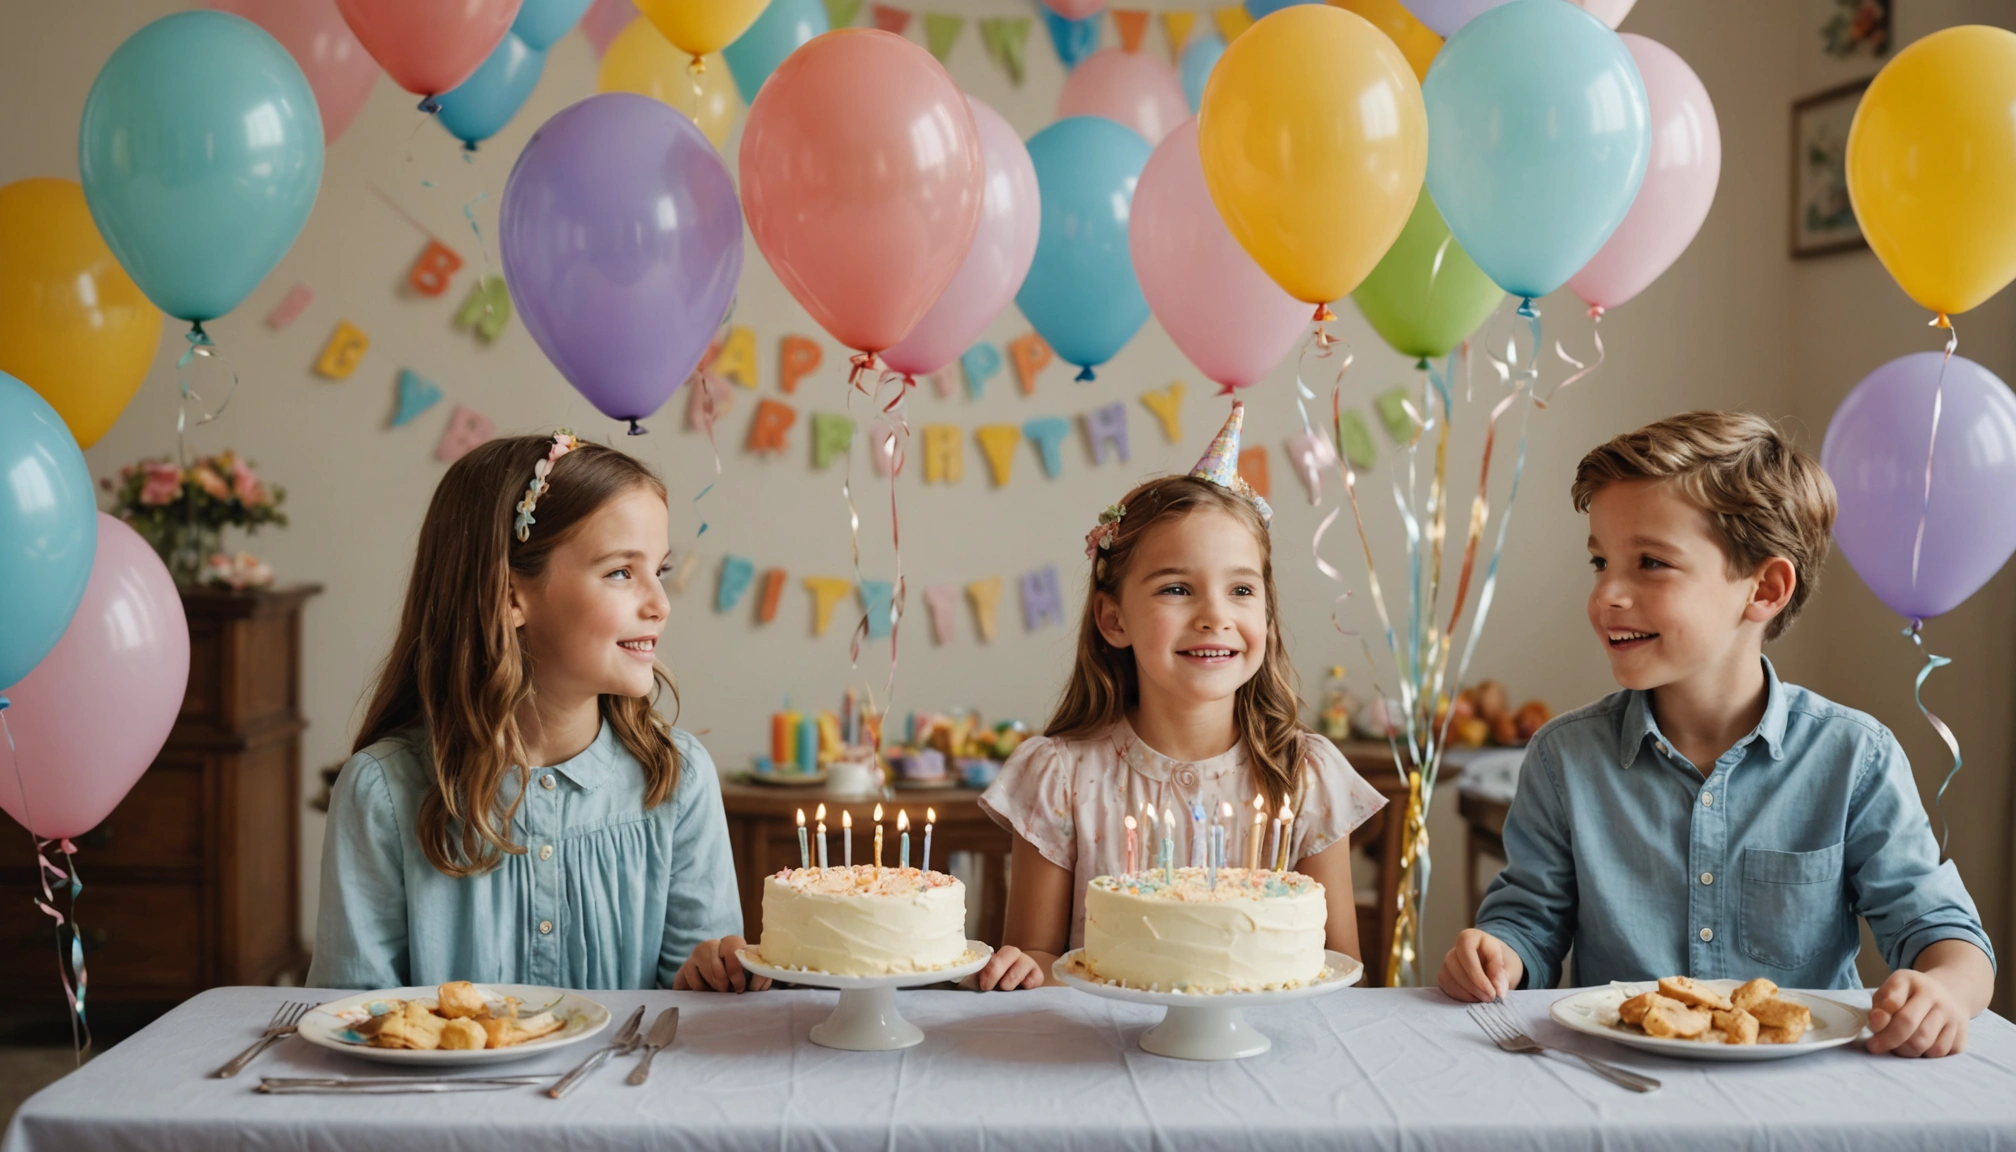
[[0, 178, 162, 449], [635, 0, 769, 60], [599, 19, 741, 149], [1847, 25, 2016, 317], [1329, 0, 1440, 83], [1199, 5, 1427, 309]]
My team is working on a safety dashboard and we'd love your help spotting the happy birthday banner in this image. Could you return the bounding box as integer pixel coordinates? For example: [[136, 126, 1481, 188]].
[[827, 1, 1264, 83]]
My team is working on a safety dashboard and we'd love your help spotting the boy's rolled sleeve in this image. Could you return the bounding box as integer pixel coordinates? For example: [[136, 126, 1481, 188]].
[[1846, 732, 1995, 974], [1473, 737, 1578, 990]]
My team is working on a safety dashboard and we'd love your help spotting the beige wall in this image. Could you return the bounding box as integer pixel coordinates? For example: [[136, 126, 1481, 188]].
[[2, 1, 2006, 1004]]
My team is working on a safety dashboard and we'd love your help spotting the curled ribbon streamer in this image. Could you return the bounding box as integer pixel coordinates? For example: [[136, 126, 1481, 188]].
[[1290, 325, 1350, 439], [842, 372, 912, 708], [691, 370, 724, 539], [1904, 621, 1964, 860], [1, 702, 92, 1059], [1910, 317, 1960, 591], [1546, 305, 1607, 403]]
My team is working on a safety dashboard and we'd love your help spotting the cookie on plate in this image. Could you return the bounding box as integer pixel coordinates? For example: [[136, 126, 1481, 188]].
[[1656, 976, 1732, 1012]]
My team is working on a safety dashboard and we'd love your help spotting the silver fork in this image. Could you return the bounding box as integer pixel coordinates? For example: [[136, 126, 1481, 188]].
[[214, 1001, 313, 1078], [1468, 999, 1661, 1093], [545, 1005, 646, 1099]]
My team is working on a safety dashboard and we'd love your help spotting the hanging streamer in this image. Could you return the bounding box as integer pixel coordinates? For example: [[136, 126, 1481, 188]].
[[1902, 620, 1963, 860], [2, 702, 92, 1060]]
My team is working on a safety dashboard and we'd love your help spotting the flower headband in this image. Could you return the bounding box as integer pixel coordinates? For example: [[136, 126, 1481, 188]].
[[1083, 401, 1273, 561], [514, 429, 580, 542]]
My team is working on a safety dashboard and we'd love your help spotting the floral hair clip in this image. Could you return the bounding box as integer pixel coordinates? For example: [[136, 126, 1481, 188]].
[[1084, 503, 1126, 559], [514, 429, 581, 542]]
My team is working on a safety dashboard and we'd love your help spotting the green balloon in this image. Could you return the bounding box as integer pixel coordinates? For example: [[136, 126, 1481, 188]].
[[1352, 192, 1505, 361]]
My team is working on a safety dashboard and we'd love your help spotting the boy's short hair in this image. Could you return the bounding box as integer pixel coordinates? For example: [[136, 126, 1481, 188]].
[[1572, 411, 1837, 641]]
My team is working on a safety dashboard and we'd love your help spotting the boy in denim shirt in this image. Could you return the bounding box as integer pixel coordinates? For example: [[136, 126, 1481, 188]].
[[1439, 412, 1994, 1058]]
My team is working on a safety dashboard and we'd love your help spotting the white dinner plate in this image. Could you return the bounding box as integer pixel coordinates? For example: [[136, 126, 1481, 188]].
[[1549, 981, 1869, 1062], [296, 984, 610, 1066]]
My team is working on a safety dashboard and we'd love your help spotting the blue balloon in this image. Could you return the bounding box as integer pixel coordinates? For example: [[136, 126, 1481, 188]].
[[1245, 0, 1326, 16], [1422, 0, 1649, 302], [723, 0, 828, 106], [1016, 117, 1153, 380], [512, 0, 594, 51], [0, 375, 96, 691], [78, 11, 323, 326], [1180, 32, 1225, 114], [1041, 9, 1100, 71], [436, 33, 548, 150]]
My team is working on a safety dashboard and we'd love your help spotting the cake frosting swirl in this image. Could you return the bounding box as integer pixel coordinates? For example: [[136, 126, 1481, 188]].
[[757, 866, 968, 976], [1081, 867, 1327, 993]]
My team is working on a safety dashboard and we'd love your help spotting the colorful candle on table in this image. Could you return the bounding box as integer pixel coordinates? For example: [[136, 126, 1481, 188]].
[[923, 808, 935, 873], [798, 714, 819, 773], [1123, 814, 1137, 876], [873, 803, 885, 871], [1274, 802, 1294, 871], [816, 803, 829, 870], [843, 809, 853, 867], [796, 808, 809, 870], [842, 688, 857, 745], [898, 809, 910, 869], [771, 710, 799, 765]]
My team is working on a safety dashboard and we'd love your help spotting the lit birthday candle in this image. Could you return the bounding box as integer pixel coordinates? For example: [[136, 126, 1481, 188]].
[[923, 808, 935, 873], [1142, 804, 1157, 880], [796, 808, 809, 870], [816, 803, 829, 870], [898, 809, 911, 870], [1214, 801, 1232, 887], [1266, 802, 1284, 874], [1249, 795, 1264, 871], [1189, 801, 1206, 868], [843, 809, 853, 867], [1274, 801, 1294, 871], [873, 803, 885, 872], [1124, 814, 1138, 876]]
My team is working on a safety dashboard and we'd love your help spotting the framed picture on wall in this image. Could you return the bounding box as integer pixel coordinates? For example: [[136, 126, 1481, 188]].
[[1790, 79, 1870, 258]]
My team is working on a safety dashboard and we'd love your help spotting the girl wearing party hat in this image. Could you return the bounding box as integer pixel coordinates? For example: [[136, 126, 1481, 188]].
[[973, 403, 1387, 990]]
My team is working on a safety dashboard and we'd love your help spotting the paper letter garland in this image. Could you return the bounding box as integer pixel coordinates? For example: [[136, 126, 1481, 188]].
[[811, 413, 855, 470], [711, 326, 758, 389], [1140, 382, 1184, 443], [393, 369, 443, 427], [974, 425, 1020, 487], [1020, 566, 1064, 631], [266, 283, 313, 330], [1084, 402, 1130, 465], [407, 239, 463, 298], [805, 576, 854, 637], [1009, 332, 1053, 395], [436, 404, 495, 463], [922, 424, 963, 484], [747, 399, 797, 454], [859, 579, 895, 639], [454, 275, 511, 342], [922, 584, 959, 644], [717, 556, 756, 612], [1023, 417, 1070, 478], [966, 577, 1003, 641], [961, 342, 1002, 399], [757, 568, 787, 623], [1239, 446, 1269, 500], [780, 334, 822, 394], [314, 321, 370, 379]]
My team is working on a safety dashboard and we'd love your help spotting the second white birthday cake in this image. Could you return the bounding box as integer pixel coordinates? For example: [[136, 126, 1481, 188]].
[[758, 866, 968, 976], [1081, 868, 1328, 993]]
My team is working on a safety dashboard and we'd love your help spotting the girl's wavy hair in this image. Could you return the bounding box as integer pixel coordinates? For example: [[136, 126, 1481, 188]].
[[1046, 475, 1307, 813], [353, 435, 682, 878]]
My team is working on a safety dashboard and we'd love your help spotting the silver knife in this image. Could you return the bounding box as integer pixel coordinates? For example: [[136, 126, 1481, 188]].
[[258, 1076, 545, 1094], [546, 1004, 647, 1099], [626, 1007, 680, 1085]]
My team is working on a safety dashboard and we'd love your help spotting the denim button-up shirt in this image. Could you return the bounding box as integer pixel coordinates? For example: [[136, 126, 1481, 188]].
[[1476, 658, 1994, 990], [307, 722, 742, 990]]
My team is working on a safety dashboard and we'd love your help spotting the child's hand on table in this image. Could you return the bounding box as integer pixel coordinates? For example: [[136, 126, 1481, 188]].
[[1438, 928, 1525, 1002], [674, 936, 772, 993], [972, 945, 1047, 991], [1867, 969, 1970, 1058]]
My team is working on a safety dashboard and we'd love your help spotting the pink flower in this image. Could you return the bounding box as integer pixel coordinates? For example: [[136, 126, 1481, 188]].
[[192, 464, 230, 501], [230, 458, 266, 506], [139, 461, 182, 506]]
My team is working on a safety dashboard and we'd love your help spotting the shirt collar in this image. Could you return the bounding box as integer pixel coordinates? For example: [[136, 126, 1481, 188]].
[[545, 719, 619, 792], [1112, 716, 1246, 784], [1617, 656, 1788, 770]]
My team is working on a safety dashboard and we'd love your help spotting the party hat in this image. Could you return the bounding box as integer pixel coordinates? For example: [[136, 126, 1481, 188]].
[[1189, 401, 1272, 525]]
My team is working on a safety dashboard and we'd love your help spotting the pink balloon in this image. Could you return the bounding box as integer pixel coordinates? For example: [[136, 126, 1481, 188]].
[[335, 0, 523, 99], [1566, 34, 1718, 311], [741, 30, 985, 363], [1044, 0, 1109, 17], [1129, 118, 1310, 392], [1571, 0, 1635, 28], [212, 0, 379, 144], [0, 516, 189, 840], [1057, 49, 1188, 147], [579, 0, 630, 58], [883, 98, 1040, 380]]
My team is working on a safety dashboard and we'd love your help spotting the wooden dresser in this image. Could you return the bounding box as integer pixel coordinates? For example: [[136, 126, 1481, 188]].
[[1, 585, 319, 1041]]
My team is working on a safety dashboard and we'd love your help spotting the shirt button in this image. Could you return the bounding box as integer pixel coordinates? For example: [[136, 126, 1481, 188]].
[[539, 920, 554, 935], [1700, 872, 1714, 886], [539, 844, 554, 861], [1658, 742, 1671, 756], [1701, 791, 1713, 807], [541, 775, 556, 791], [1699, 927, 1714, 942]]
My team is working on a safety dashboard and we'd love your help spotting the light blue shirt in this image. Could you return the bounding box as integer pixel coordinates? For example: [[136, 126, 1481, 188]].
[[1477, 658, 1994, 990], [307, 721, 741, 990]]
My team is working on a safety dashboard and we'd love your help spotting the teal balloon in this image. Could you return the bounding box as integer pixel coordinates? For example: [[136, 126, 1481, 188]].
[[1016, 117, 1152, 381], [436, 33, 547, 149], [1422, 0, 1649, 302], [79, 11, 323, 325], [0, 374, 97, 691], [1179, 32, 1224, 114], [723, 0, 828, 105], [512, 0, 594, 50]]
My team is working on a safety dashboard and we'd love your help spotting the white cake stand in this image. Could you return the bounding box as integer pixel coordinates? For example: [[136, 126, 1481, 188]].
[[737, 942, 993, 1052], [1053, 949, 1363, 1061]]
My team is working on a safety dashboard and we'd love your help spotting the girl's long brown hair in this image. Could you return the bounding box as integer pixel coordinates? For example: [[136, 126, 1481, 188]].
[[1046, 475, 1308, 813], [354, 435, 683, 878]]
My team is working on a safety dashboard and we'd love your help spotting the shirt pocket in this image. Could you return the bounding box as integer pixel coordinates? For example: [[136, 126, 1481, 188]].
[[1738, 843, 1845, 970]]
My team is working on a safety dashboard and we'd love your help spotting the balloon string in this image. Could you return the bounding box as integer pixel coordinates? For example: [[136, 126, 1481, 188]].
[[1903, 620, 1963, 860], [1291, 324, 1350, 439], [1910, 317, 1958, 592], [173, 324, 240, 467], [1547, 306, 1607, 402], [844, 372, 911, 709], [1, 702, 91, 1061]]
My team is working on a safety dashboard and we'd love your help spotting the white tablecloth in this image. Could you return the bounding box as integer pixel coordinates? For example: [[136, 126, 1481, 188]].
[[8, 985, 2016, 1151]]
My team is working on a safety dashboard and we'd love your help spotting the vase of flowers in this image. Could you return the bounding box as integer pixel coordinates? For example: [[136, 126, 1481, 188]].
[[102, 452, 287, 587]]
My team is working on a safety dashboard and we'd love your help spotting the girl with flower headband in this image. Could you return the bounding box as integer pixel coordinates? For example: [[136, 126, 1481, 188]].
[[973, 403, 1387, 991], [309, 433, 765, 993]]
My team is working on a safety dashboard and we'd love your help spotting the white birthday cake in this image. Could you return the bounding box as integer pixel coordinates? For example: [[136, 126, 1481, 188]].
[[1080, 868, 1328, 993], [758, 866, 968, 976]]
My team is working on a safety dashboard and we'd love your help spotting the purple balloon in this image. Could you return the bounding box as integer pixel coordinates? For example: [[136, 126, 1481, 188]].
[[501, 93, 742, 431], [1822, 351, 2016, 621]]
